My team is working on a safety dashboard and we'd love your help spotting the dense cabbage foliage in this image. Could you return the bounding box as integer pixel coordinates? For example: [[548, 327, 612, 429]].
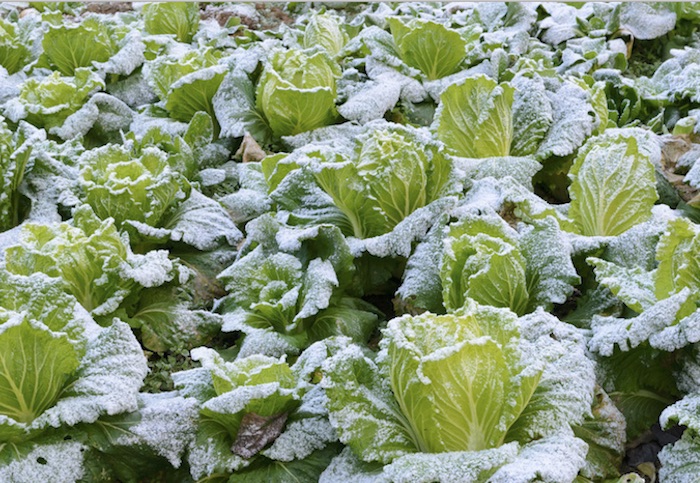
[[2, 1, 700, 482]]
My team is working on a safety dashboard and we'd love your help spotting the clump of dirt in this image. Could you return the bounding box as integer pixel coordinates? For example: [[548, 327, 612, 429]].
[[201, 2, 295, 31], [84, 2, 132, 15]]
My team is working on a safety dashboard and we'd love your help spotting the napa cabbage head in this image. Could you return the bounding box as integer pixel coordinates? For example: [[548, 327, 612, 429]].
[[256, 49, 341, 138], [4, 204, 179, 321], [388, 17, 467, 80], [17, 68, 104, 131], [0, 271, 146, 448], [78, 144, 190, 228], [311, 124, 456, 238], [303, 13, 348, 57], [142, 2, 200, 43], [442, 214, 529, 315]]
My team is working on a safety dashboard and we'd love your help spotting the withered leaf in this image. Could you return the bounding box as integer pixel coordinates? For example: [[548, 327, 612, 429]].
[[231, 412, 288, 459]]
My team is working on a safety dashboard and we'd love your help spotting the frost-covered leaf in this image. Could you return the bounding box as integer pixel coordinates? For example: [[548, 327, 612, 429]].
[[511, 74, 553, 157], [0, 438, 88, 483], [126, 286, 222, 353], [322, 343, 418, 464], [394, 213, 449, 315], [214, 68, 271, 142], [162, 189, 242, 250], [573, 386, 626, 480], [588, 290, 692, 356], [507, 310, 596, 442], [519, 217, 580, 312], [42, 321, 147, 428], [166, 65, 226, 123], [337, 75, 401, 125], [51, 92, 133, 142], [661, 392, 700, 433], [77, 393, 199, 479], [658, 432, 700, 483], [619, 2, 676, 40], [536, 80, 596, 160], [459, 156, 542, 191], [382, 444, 518, 483], [587, 258, 656, 313], [488, 433, 588, 483], [230, 443, 342, 483]]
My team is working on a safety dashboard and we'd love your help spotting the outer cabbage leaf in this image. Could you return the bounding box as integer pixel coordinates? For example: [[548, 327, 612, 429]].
[[569, 131, 658, 236], [322, 343, 419, 464], [659, 432, 700, 482], [572, 386, 626, 480], [510, 73, 553, 157], [165, 65, 226, 123], [256, 49, 340, 138], [434, 75, 514, 158], [519, 216, 580, 312], [74, 393, 199, 481], [388, 17, 467, 80], [142, 2, 200, 43]]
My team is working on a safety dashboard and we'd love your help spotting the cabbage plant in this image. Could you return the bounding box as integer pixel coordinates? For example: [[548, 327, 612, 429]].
[[78, 144, 190, 228], [322, 300, 597, 480], [263, 124, 457, 239], [388, 17, 467, 80], [0, 271, 147, 472], [434, 75, 515, 158], [173, 346, 338, 479], [14, 68, 104, 131], [144, 47, 226, 122], [4, 205, 179, 321], [142, 2, 200, 43], [256, 49, 341, 138]]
